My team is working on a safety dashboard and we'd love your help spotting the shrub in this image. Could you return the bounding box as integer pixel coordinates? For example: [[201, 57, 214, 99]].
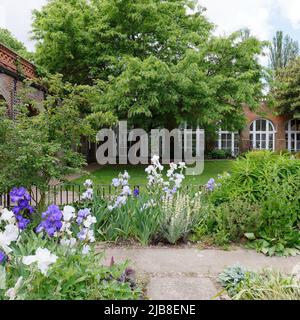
[[191, 198, 262, 246], [207, 149, 232, 159], [204, 151, 300, 255]]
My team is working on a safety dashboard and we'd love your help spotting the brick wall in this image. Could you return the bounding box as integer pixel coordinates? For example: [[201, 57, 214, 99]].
[[0, 43, 44, 117], [240, 103, 291, 152]]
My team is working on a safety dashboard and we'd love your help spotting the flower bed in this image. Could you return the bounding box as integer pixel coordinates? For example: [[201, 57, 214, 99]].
[[0, 186, 141, 300]]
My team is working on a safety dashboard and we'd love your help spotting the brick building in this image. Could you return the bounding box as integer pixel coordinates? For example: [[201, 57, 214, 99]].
[[215, 104, 299, 155], [0, 43, 44, 117]]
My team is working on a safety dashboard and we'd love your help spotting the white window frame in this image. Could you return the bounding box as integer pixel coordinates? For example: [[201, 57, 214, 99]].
[[286, 119, 300, 152], [249, 119, 275, 151], [217, 130, 239, 156]]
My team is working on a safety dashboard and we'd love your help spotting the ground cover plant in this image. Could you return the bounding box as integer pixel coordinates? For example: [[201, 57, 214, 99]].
[[191, 151, 300, 256], [219, 265, 300, 300]]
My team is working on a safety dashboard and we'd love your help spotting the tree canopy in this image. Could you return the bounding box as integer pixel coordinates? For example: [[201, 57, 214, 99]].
[[271, 57, 300, 116], [32, 0, 267, 131]]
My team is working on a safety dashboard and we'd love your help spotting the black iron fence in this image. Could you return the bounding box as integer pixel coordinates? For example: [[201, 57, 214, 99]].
[[0, 183, 205, 209]]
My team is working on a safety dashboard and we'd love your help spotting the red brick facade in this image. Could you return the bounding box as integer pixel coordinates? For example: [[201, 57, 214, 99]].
[[0, 43, 44, 116], [240, 103, 291, 153]]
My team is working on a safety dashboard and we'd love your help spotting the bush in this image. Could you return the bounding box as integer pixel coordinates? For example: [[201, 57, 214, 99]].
[[211, 150, 300, 204], [207, 149, 232, 159], [191, 198, 262, 246], [195, 151, 300, 256], [93, 195, 161, 245]]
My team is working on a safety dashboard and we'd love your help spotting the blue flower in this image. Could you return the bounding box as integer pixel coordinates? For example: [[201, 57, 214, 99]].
[[133, 188, 140, 197], [78, 208, 90, 218], [36, 205, 63, 237], [0, 251, 6, 265], [9, 187, 33, 230], [206, 178, 216, 191]]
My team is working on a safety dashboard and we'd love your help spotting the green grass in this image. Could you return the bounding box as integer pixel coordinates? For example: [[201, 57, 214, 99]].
[[71, 160, 234, 187]]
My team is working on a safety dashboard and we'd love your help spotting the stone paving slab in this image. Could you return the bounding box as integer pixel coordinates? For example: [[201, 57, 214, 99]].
[[100, 246, 300, 275], [97, 246, 300, 300], [147, 276, 220, 300]]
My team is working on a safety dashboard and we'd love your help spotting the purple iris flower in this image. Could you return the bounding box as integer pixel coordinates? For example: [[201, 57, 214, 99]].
[[9, 187, 33, 230], [206, 178, 216, 191], [78, 208, 90, 218], [36, 204, 63, 237], [77, 229, 86, 241], [133, 188, 140, 197], [10, 187, 30, 203], [0, 251, 6, 265]]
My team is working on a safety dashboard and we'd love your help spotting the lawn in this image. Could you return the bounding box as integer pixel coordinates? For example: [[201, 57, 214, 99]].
[[72, 160, 234, 187]]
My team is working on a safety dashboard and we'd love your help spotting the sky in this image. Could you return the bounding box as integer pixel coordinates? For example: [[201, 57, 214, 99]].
[[0, 0, 300, 53]]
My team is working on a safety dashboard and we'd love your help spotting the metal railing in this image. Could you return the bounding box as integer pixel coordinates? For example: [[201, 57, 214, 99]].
[[0, 183, 204, 209]]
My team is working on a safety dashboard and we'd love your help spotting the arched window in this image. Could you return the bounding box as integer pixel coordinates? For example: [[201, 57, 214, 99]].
[[250, 119, 275, 151], [285, 119, 300, 152]]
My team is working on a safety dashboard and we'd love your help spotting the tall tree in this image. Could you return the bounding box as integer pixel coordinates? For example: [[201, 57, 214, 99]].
[[32, 0, 267, 131], [269, 31, 299, 71]]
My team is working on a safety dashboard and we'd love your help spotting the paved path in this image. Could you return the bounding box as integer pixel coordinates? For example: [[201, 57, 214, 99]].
[[97, 245, 300, 300]]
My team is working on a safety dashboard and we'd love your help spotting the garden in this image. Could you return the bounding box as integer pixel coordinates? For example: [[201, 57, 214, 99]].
[[1, 0, 300, 301], [1, 151, 300, 300]]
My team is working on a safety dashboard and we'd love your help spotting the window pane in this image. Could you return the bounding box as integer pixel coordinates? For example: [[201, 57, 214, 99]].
[[297, 134, 300, 151], [269, 133, 274, 150], [285, 122, 289, 131], [291, 120, 296, 131], [256, 134, 260, 149], [268, 122, 273, 131], [250, 123, 254, 131], [297, 120, 300, 131], [261, 120, 266, 131], [256, 120, 261, 131]]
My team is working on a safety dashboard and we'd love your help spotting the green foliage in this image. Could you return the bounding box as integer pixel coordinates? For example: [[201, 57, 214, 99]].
[[93, 195, 161, 245], [207, 149, 232, 159], [159, 193, 201, 244], [220, 266, 300, 300], [0, 75, 116, 204], [272, 57, 300, 115], [218, 265, 249, 297], [194, 151, 300, 256], [1, 233, 141, 300], [210, 151, 300, 204], [32, 0, 266, 131], [93, 192, 200, 245], [191, 199, 261, 247]]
